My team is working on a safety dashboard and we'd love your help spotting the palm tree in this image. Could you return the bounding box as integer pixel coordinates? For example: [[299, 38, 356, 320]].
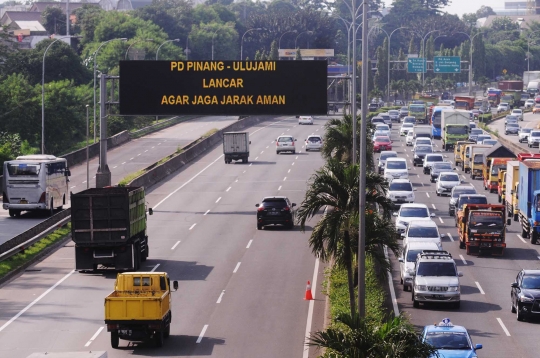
[[297, 160, 395, 316], [321, 115, 374, 168], [308, 313, 438, 358]]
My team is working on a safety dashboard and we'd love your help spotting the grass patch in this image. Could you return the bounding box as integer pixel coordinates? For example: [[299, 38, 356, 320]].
[[118, 170, 145, 186], [323, 256, 386, 325], [0, 223, 71, 279], [202, 128, 219, 138]]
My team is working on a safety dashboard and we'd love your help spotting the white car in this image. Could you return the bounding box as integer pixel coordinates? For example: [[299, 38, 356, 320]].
[[436, 171, 461, 196], [497, 102, 509, 113], [528, 130, 540, 148], [305, 135, 322, 151], [399, 241, 441, 292], [511, 108, 524, 121], [384, 157, 409, 182], [377, 150, 398, 174], [276, 135, 297, 154], [525, 99, 535, 108], [387, 179, 415, 207], [422, 153, 444, 174], [298, 116, 313, 125], [403, 220, 444, 247], [375, 123, 391, 137], [519, 128, 533, 142], [400, 123, 414, 136], [413, 137, 433, 150], [406, 131, 415, 146], [393, 203, 436, 238]]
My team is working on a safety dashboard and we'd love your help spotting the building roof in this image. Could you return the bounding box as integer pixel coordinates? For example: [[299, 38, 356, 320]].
[[0, 11, 43, 27], [13, 21, 46, 32], [481, 14, 540, 29], [29, 2, 89, 13]]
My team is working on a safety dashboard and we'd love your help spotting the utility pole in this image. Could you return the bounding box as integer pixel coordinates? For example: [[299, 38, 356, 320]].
[[96, 74, 111, 188]]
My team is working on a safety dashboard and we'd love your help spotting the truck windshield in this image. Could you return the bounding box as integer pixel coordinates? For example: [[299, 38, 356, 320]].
[[470, 212, 503, 228], [447, 126, 468, 135], [7, 163, 41, 176], [410, 107, 425, 113], [407, 226, 438, 238], [491, 165, 506, 176], [417, 262, 457, 276], [473, 155, 484, 164]]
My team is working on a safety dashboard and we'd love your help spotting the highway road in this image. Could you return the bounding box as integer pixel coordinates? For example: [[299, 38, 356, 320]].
[[0, 115, 331, 357], [385, 120, 540, 357], [0, 115, 239, 245], [489, 109, 540, 153]]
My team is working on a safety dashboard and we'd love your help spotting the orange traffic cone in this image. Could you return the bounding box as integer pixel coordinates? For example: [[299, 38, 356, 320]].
[[304, 280, 314, 300]]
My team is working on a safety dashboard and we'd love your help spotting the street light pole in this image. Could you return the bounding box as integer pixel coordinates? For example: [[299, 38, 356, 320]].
[[42, 35, 73, 154], [385, 27, 407, 103], [526, 30, 540, 72], [125, 38, 153, 60], [278, 30, 297, 58], [93, 38, 127, 143], [86, 104, 89, 189], [241, 28, 262, 60], [453, 32, 482, 96], [294, 30, 313, 49], [421, 30, 440, 89], [156, 39, 180, 60]]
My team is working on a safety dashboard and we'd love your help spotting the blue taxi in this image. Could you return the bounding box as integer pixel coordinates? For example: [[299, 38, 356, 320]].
[[421, 318, 482, 358]]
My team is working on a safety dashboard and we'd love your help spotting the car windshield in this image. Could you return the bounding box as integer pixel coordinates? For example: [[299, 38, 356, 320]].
[[380, 152, 397, 161], [532, 132, 540, 137], [424, 331, 471, 350], [307, 137, 321, 143], [440, 174, 459, 181], [416, 146, 433, 154], [389, 110, 399, 115], [506, 116, 518, 120], [477, 136, 491, 141], [400, 207, 429, 218], [376, 125, 389, 131], [376, 137, 390, 143], [483, 140, 497, 145], [406, 249, 423, 262], [507, 123, 519, 128], [404, 118, 415, 123], [452, 188, 476, 198], [447, 126, 468, 134], [389, 182, 412, 191], [417, 262, 457, 276], [380, 115, 390, 120], [401, 107, 408, 111], [458, 196, 488, 209], [471, 129, 483, 135], [426, 155, 443, 162], [522, 276, 540, 289], [374, 131, 386, 137], [433, 163, 452, 171], [416, 139, 431, 144], [278, 137, 293, 142], [521, 128, 533, 133], [7, 163, 41, 176], [387, 161, 406, 169], [403, 123, 414, 128], [407, 226, 438, 238]]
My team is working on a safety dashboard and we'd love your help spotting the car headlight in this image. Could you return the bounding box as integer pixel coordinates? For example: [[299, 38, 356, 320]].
[[406, 268, 415, 274], [415, 285, 427, 291], [520, 295, 534, 302], [407, 193, 414, 198], [447, 286, 459, 292]]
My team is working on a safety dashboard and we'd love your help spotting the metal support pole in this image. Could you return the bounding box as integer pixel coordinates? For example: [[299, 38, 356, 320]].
[[96, 74, 111, 188], [358, 0, 369, 319], [65, 0, 69, 36], [86, 104, 89, 189], [351, 0, 357, 165]]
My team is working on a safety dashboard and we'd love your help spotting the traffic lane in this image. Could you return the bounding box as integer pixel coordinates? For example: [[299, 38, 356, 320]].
[[488, 110, 539, 152], [387, 128, 522, 356], [87, 116, 328, 356], [0, 115, 240, 245]]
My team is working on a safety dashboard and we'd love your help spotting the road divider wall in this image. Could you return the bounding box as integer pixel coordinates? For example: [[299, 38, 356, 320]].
[[485, 116, 531, 155], [128, 115, 273, 188]]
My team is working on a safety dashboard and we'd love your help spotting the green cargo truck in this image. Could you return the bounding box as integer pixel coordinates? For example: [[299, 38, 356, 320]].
[[71, 187, 151, 271], [501, 90, 521, 109]]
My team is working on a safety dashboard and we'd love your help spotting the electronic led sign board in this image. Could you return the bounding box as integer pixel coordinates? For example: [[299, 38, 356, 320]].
[[119, 61, 328, 116]]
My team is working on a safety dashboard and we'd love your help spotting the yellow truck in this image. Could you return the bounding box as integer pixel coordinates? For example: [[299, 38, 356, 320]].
[[470, 145, 491, 179], [498, 170, 507, 203], [105, 272, 178, 348], [505, 161, 520, 222], [454, 140, 474, 168]]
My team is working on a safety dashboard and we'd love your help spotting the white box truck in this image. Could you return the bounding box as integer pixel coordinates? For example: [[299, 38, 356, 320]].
[[223, 132, 250, 164]]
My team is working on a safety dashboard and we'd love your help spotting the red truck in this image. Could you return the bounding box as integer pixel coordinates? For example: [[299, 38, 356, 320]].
[[454, 96, 475, 110]]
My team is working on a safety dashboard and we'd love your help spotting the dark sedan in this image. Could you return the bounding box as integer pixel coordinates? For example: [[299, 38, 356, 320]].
[[256, 196, 296, 230], [511, 270, 540, 321], [413, 145, 433, 166], [468, 128, 484, 142], [505, 123, 520, 135]]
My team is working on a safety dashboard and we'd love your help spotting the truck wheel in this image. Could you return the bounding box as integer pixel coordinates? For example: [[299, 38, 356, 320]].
[[164, 324, 171, 338], [49, 199, 54, 216], [522, 227, 529, 238], [412, 292, 419, 308], [532, 231, 538, 245], [111, 331, 119, 349], [154, 330, 164, 347], [8, 210, 15, 217], [459, 240, 465, 249], [514, 213, 519, 222], [498, 195, 501, 203]]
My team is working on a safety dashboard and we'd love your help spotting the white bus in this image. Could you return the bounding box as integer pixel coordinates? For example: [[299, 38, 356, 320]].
[[2, 155, 71, 217]]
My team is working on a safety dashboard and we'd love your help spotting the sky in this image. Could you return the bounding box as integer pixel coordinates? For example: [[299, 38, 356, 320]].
[[382, 0, 505, 17]]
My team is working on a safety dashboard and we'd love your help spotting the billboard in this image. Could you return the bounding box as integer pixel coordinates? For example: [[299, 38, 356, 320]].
[[119, 60, 327, 115]]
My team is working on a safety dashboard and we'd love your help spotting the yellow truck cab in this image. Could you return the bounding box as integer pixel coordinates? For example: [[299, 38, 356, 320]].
[[462, 144, 474, 173], [470, 145, 491, 179], [454, 141, 474, 168], [498, 170, 507, 203], [105, 272, 178, 348]]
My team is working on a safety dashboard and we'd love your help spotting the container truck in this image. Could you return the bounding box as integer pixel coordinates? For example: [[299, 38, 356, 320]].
[[413, 125, 432, 140], [454, 96, 475, 110], [223, 131, 250, 164], [501, 90, 521, 109], [105, 272, 179, 348], [71, 187, 151, 271], [517, 161, 540, 244], [523, 71, 540, 92], [487, 88, 502, 106], [498, 80, 524, 91], [441, 110, 470, 151], [527, 81, 540, 97], [457, 204, 507, 256]]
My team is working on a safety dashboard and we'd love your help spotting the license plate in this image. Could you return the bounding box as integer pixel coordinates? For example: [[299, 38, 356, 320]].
[[19, 200, 27, 204], [268, 212, 280, 216], [431, 295, 445, 299], [481, 242, 491, 247], [396, 200, 405, 203]]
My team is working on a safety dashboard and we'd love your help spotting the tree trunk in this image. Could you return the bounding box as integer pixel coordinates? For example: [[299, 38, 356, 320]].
[[343, 230, 356, 317]]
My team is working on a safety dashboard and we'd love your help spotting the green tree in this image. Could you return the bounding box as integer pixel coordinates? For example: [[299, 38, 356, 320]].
[[189, 22, 238, 60], [491, 17, 520, 31], [71, 4, 106, 45], [41, 6, 66, 35], [309, 313, 437, 358], [476, 5, 496, 18], [321, 115, 369, 166], [268, 39, 279, 60], [472, 33, 486, 80], [133, 0, 194, 43], [295, 47, 302, 60], [462, 13, 478, 28]]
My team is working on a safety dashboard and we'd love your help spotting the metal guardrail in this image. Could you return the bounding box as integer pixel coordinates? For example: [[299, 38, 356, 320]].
[[0, 209, 71, 262]]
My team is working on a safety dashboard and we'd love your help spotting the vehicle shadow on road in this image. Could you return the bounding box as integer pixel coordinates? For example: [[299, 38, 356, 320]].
[[494, 247, 540, 261], [124, 334, 225, 356], [259, 225, 313, 232], [149, 260, 213, 281]]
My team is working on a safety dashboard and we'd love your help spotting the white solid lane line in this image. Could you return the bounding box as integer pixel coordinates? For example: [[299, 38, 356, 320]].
[[196, 325, 209, 343], [151, 264, 160, 272], [171, 241, 181, 250], [246, 240, 253, 248], [475, 281, 485, 294], [226, 187, 231, 192], [517, 234, 527, 243], [497, 318, 511, 336], [204, 210, 210, 215], [189, 223, 197, 230], [302, 258, 320, 358], [216, 197, 221, 203], [447, 233, 454, 242], [438, 217, 444, 224], [459, 255, 467, 265], [0, 270, 75, 333], [233, 262, 241, 273], [216, 291, 225, 304], [84, 326, 104, 347]]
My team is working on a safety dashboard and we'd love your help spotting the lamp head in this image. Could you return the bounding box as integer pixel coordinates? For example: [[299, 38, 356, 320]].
[[173, 39, 180, 42]]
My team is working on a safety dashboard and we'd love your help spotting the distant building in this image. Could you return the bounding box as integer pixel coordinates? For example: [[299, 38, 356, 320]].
[[481, 14, 540, 28]]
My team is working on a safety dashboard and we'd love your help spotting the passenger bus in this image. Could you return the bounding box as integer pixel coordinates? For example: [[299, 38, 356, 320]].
[[430, 105, 453, 139], [2, 155, 70, 217]]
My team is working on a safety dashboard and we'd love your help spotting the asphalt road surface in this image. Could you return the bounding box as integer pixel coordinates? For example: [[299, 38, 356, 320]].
[[0, 115, 332, 358], [489, 109, 540, 153], [0, 115, 239, 245], [384, 121, 540, 357]]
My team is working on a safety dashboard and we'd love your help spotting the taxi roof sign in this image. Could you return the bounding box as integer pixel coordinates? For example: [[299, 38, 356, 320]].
[[437, 318, 454, 327]]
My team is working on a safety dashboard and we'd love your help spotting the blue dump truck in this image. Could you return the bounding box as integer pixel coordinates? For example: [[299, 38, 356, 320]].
[[518, 161, 540, 244]]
